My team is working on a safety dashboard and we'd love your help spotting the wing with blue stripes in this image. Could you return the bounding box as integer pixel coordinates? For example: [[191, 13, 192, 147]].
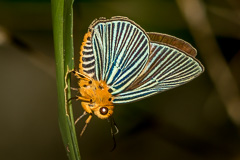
[[89, 16, 150, 95], [113, 32, 204, 104]]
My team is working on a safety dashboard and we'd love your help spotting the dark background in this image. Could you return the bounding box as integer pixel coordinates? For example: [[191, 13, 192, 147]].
[[0, 0, 240, 160]]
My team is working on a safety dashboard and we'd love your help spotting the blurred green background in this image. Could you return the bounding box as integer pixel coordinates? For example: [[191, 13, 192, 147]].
[[1, 0, 240, 160]]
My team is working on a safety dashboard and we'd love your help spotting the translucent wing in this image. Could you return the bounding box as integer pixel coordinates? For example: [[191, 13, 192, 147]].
[[89, 16, 150, 95], [113, 32, 204, 104]]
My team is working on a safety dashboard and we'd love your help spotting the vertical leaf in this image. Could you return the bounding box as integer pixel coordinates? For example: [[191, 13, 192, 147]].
[[51, 0, 81, 159]]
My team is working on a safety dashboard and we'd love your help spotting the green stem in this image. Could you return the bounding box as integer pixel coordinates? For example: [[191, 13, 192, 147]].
[[51, 0, 81, 159]]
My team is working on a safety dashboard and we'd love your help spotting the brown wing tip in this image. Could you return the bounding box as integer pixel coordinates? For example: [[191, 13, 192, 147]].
[[147, 32, 197, 57], [89, 16, 130, 31]]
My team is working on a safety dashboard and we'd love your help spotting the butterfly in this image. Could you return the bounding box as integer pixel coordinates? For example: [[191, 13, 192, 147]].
[[71, 16, 204, 137]]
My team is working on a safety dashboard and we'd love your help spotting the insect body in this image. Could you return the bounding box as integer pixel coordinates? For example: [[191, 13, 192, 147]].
[[73, 16, 204, 135], [77, 77, 114, 119]]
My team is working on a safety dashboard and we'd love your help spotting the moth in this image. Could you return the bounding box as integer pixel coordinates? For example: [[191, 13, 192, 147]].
[[71, 16, 204, 136]]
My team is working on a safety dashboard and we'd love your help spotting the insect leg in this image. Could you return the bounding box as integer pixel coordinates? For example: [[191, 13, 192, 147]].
[[80, 114, 92, 136], [67, 96, 90, 103], [79, 102, 93, 136], [77, 96, 91, 102], [81, 102, 92, 114], [72, 70, 92, 82], [75, 111, 87, 125], [70, 87, 78, 91], [67, 97, 78, 102]]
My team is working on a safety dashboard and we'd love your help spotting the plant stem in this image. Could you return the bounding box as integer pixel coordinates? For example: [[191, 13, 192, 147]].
[[51, 0, 81, 159]]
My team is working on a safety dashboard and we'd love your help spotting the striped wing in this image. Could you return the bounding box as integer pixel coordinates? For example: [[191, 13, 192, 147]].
[[89, 17, 150, 95], [113, 33, 204, 104]]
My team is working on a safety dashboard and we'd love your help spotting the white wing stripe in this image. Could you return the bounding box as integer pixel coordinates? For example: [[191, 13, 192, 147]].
[[91, 18, 150, 94], [113, 42, 203, 104]]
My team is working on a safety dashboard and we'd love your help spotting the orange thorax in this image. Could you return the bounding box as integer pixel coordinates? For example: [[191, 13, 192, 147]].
[[78, 79, 113, 106]]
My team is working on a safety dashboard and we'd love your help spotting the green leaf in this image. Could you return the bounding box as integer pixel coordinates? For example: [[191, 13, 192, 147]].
[[51, 0, 81, 159]]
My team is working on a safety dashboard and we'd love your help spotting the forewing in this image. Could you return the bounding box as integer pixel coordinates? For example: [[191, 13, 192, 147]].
[[113, 40, 204, 104], [90, 17, 150, 95]]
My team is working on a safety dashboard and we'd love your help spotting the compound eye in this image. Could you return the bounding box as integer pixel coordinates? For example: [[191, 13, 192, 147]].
[[100, 107, 108, 115]]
